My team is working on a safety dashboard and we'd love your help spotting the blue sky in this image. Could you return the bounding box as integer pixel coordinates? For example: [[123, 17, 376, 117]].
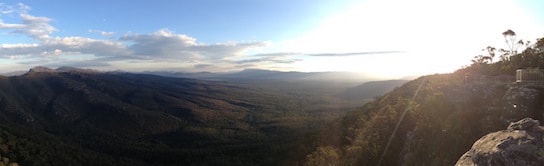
[[0, 0, 543, 78], [2, 0, 353, 42]]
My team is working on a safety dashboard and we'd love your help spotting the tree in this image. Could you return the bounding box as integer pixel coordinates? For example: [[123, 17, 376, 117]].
[[535, 37, 544, 52], [481, 46, 497, 63], [471, 55, 492, 64], [502, 29, 517, 54], [500, 29, 527, 60]]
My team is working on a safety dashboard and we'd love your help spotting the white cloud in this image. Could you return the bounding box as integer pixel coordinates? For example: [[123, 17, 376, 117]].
[[0, 4, 55, 39], [1, 43, 39, 48], [89, 29, 115, 38], [0, 21, 25, 29], [0, 4, 15, 15], [15, 13, 56, 39], [120, 29, 266, 61], [0, 3, 28, 15], [0, 43, 41, 57], [42, 37, 130, 57], [0, 27, 266, 68], [0, 3, 57, 39], [235, 56, 301, 64], [0, 36, 131, 59], [0, 4, 268, 71], [16, 3, 31, 13]]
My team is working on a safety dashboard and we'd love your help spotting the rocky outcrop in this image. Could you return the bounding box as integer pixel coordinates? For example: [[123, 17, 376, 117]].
[[503, 85, 542, 121], [456, 118, 544, 166]]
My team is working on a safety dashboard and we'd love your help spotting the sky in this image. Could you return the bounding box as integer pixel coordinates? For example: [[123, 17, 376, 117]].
[[0, 0, 543, 78]]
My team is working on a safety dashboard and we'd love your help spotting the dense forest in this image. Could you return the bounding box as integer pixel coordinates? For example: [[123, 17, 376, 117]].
[[0, 69, 375, 165], [305, 34, 544, 165]]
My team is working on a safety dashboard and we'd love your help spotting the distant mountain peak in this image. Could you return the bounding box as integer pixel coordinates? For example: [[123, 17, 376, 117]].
[[56, 66, 99, 73], [28, 66, 56, 73], [239, 68, 277, 73]]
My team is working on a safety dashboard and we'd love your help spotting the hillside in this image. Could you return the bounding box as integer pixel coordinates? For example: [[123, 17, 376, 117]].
[[304, 37, 544, 165], [306, 71, 544, 165], [0, 67, 369, 165], [342, 80, 409, 100]]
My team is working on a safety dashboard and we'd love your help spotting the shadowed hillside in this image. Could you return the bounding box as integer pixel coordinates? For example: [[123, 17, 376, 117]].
[[0, 67, 369, 165], [343, 80, 410, 100]]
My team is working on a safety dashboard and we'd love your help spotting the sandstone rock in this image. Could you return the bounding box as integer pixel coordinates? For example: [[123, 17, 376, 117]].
[[502, 85, 542, 123], [456, 118, 544, 166], [507, 118, 540, 130]]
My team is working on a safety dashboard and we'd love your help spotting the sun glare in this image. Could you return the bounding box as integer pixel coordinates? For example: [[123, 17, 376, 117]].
[[273, 0, 544, 78], [292, 51, 464, 79]]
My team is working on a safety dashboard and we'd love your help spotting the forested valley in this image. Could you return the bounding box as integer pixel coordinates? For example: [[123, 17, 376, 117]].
[[0, 66, 407, 165]]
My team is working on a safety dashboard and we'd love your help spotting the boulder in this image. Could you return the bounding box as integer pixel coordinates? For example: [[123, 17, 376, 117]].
[[456, 118, 544, 166]]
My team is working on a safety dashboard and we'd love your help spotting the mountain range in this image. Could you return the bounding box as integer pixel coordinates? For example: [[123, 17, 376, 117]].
[[0, 66, 410, 165], [142, 68, 379, 83]]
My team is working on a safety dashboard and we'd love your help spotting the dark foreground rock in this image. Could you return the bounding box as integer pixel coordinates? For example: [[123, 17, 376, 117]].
[[456, 118, 544, 166]]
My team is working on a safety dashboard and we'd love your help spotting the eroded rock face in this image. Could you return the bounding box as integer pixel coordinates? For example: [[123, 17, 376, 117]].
[[499, 84, 544, 124], [456, 118, 544, 166]]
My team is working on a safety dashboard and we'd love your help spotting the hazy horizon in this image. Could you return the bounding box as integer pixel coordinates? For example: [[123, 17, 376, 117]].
[[1, 66, 417, 81]]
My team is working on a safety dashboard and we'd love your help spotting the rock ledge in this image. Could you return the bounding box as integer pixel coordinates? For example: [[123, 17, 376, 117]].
[[456, 118, 544, 166]]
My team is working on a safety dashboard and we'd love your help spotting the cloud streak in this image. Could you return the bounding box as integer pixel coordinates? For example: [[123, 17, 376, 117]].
[[89, 29, 116, 38], [305, 51, 402, 57], [120, 29, 266, 61], [235, 57, 301, 64], [253, 52, 301, 57]]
